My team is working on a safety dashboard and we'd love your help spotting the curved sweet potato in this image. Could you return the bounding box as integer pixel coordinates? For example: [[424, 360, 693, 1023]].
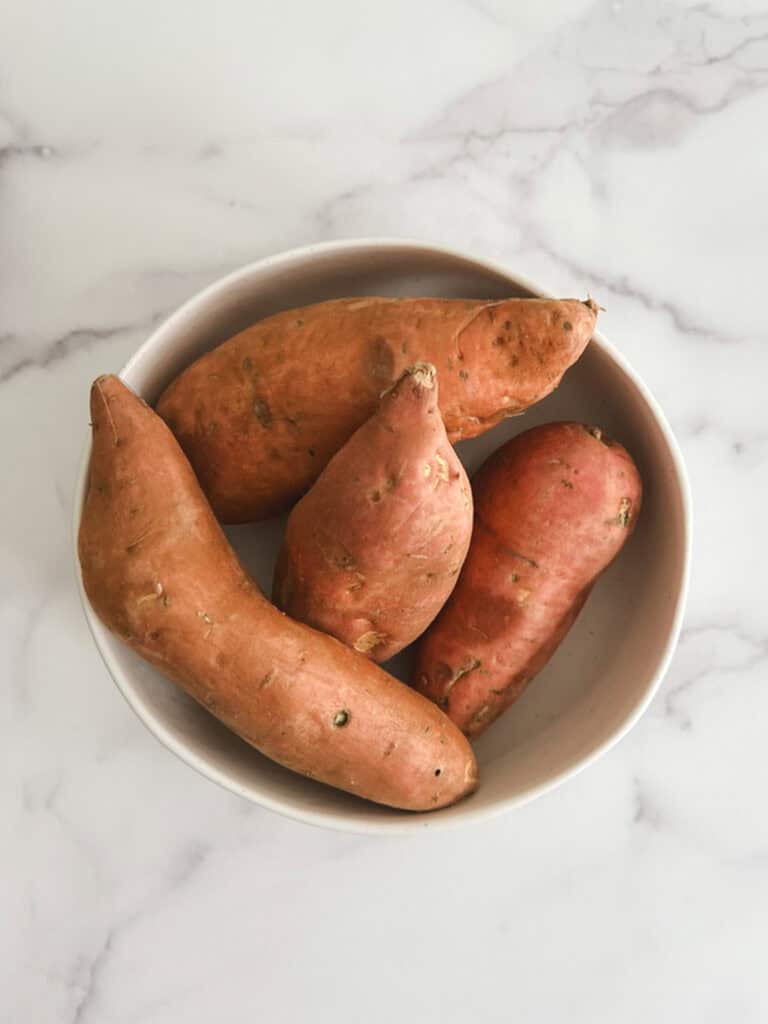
[[78, 375, 477, 811], [273, 364, 473, 662], [414, 422, 642, 738], [156, 295, 598, 522]]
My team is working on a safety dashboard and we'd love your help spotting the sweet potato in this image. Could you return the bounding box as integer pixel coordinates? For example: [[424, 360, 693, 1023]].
[[414, 422, 642, 738], [78, 375, 477, 811], [156, 295, 598, 522], [273, 363, 473, 662]]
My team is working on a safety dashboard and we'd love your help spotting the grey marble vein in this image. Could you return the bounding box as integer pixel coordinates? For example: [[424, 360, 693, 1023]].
[[632, 776, 665, 830], [0, 319, 158, 384], [663, 624, 768, 730], [69, 930, 114, 1024], [529, 237, 745, 344], [0, 143, 57, 165], [460, 0, 508, 27]]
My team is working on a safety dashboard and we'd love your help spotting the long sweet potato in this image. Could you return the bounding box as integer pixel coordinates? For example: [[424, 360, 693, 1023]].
[[273, 364, 473, 662], [78, 375, 477, 811], [414, 422, 642, 738], [156, 296, 598, 522]]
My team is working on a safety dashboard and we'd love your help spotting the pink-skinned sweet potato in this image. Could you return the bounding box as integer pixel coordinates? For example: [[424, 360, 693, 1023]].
[[78, 375, 478, 810], [273, 364, 473, 662], [156, 295, 599, 522], [414, 422, 642, 738]]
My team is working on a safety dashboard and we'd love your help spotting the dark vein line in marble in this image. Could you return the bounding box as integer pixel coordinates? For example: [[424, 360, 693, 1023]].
[[696, 29, 768, 67], [63, 831, 222, 1023], [675, 417, 768, 459], [532, 238, 742, 344], [407, 71, 766, 195], [70, 929, 114, 1024], [408, 120, 571, 145], [413, 8, 768, 159], [462, 0, 507, 28], [169, 840, 212, 888], [0, 143, 57, 165], [663, 623, 768, 729], [0, 318, 158, 384], [590, 77, 768, 125], [314, 184, 373, 231], [0, 139, 99, 168], [632, 776, 665, 830]]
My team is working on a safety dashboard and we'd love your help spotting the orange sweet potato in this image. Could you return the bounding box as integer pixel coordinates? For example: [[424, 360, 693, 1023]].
[[78, 375, 477, 810], [273, 364, 473, 662], [156, 296, 598, 522], [414, 422, 642, 738]]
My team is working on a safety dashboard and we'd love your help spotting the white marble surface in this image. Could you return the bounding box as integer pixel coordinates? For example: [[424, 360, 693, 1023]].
[[2, 0, 767, 1020]]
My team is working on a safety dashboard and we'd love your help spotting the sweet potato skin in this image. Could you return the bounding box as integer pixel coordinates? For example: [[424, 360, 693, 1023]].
[[78, 375, 477, 811], [273, 364, 473, 662], [156, 296, 598, 522], [414, 422, 642, 738]]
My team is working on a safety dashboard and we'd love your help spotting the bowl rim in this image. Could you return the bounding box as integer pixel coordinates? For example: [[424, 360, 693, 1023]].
[[72, 236, 692, 835]]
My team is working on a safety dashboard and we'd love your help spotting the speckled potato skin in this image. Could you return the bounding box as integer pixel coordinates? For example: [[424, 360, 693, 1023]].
[[273, 364, 473, 662], [414, 422, 642, 738], [78, 375, 478, 811], [156, 296, 598, 523]]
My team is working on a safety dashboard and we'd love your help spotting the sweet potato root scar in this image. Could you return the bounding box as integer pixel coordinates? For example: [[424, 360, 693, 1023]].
[[382, 361, 435, 397], [585, 424, 615, 446], [136, 582, 167, 607], [442, 657, 482, 700], [259, 669, 276, 689], [511, 552, 539, 569], [197, 609, 215, 638], [408, 362, 436, 389], [347, 573, 366, 592], [617, 497, 632, 527], [125, 524, 156, 553], [469, 705, 492, 730], [353, 631, 388, 654]]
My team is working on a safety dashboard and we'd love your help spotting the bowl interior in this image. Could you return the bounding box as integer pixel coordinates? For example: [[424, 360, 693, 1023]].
[[77, 241, 689, 832]]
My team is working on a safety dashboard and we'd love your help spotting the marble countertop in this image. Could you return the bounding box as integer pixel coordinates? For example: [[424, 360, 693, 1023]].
[[4, 1, 766, 1020]]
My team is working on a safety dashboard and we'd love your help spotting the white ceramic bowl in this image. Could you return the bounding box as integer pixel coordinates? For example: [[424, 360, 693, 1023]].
[[74, 239, 691, 834]]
